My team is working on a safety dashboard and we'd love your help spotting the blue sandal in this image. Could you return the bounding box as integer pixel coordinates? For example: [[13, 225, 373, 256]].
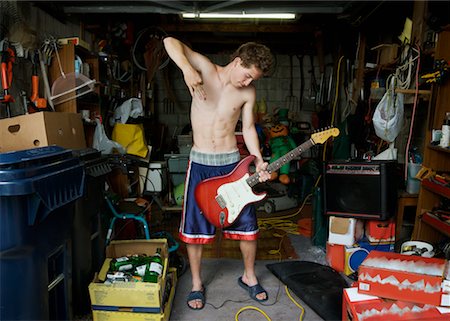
[[186, 287, 206, 310], [238, 277, 268, 302]]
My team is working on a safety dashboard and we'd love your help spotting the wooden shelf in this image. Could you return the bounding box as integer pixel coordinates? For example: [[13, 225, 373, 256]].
[[421, 179, 450, 199], [412, 30, 450, 242], [428, 144, 450, 154], [394, 88, 431, 95], [422, 212, 450, 237]]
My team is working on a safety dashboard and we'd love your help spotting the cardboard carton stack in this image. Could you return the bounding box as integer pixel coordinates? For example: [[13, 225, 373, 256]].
[[342, 251, 450, 321], [326, 217, 395, 275]]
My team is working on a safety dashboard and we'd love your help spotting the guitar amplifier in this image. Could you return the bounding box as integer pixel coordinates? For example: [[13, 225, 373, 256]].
[[324, 160, 397, 220]]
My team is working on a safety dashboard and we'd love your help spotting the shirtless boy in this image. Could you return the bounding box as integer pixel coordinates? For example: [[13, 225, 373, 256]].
[[163, 36, 273, 310]]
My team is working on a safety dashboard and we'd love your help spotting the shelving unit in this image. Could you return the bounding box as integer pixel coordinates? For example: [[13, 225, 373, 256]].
[[48, 42, 101, 146], [411, 30, 450, 244]]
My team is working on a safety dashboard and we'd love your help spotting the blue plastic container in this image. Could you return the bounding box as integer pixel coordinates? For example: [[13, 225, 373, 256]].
[[0, 146, 84, 320]]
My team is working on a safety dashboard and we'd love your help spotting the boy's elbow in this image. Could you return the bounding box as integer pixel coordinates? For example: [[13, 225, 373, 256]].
[[163, 36, 174, 47]]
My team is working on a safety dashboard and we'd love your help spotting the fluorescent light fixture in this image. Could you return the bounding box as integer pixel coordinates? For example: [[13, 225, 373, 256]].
[[182, 12, 296, 19]]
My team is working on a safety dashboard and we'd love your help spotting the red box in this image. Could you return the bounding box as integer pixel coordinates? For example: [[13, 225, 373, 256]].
[[326, 242, 345, 272], [365, 219, 395, 243], [358, 251, 450, 306], [343, 287, 450, 321]]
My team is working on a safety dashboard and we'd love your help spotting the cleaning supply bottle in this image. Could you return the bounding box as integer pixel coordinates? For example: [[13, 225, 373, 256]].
[[439, 112, 450, 148]]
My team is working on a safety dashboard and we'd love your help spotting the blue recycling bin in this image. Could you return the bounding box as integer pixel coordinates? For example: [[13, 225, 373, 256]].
[[0, 146, 84, 320]]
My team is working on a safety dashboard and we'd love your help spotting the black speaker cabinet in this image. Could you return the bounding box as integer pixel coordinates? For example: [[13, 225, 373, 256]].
[[324, 160, 397, 220]]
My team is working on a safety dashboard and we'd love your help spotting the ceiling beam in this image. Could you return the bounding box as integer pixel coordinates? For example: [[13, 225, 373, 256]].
[[63, 5, 180, 14], [202, 0, 248, 13], [143, 0, 192, 12]]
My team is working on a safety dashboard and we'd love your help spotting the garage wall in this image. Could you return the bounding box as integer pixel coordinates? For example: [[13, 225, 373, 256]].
[[154, 51, 335, 138]]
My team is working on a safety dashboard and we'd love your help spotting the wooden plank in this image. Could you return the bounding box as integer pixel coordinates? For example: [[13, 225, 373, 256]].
[[351, 33, 366, 113], [48, 43, 77, 113], [412, 1, 428, 45]]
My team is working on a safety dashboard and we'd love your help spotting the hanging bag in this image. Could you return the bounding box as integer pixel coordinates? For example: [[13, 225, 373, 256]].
[[372, 77, 404, 142]]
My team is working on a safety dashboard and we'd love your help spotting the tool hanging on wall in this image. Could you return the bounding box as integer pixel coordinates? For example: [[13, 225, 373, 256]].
[[296, 55, 304, 111], [28, 51, 49, 113], [132, 27, 169, 83], [285, 55, 299, 114], [1, 40, 15, 117], [308, 55, 318, 101]]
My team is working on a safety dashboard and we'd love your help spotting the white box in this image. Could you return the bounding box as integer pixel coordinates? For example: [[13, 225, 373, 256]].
[[328, 216, 364, 246], [139, 162, 167, 193]]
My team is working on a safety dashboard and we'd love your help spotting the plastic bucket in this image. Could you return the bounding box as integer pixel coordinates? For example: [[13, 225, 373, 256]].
[[406, 163, 421, 194]]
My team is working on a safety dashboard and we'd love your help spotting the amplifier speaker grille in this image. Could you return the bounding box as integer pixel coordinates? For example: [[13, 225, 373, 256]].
[[324, 161, 397, 220]]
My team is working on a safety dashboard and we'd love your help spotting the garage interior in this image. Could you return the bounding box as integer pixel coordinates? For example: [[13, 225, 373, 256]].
[[1, 1, 450, 321]]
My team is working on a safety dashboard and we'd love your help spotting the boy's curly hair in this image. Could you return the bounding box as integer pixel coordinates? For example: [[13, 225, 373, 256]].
[[231, 42, 273, 76]]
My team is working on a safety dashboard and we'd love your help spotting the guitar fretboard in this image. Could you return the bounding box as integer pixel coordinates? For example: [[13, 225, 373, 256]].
[[246, 139, 314, 187]]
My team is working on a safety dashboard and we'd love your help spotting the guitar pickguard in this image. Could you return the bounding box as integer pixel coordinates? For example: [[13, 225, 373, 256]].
[[216, 173, 266, 224]]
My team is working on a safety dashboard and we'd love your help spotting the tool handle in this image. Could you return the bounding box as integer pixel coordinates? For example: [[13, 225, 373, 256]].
[[1, 62, 9, 90], [31, 75, 39, 101]]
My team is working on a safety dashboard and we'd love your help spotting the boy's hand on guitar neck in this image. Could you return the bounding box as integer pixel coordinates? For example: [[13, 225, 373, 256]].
[[255, 158, 271, 183]]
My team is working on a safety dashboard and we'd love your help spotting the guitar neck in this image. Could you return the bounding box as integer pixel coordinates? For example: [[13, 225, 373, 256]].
[[246, 139, 315, 187]]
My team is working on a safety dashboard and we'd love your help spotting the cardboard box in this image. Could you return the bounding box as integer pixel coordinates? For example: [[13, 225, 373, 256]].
[[89, 239, 169, 310], [92, 268, 177, 321], [365, 219, 395, 243], [343, 287, 450, 321], [0, 112, 86, 153], [326, 242, 345, 272], [328, 216, 364, 246], [358, 251, 450, 306]]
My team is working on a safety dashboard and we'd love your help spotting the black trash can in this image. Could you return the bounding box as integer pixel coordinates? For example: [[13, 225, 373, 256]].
[[71, 148, 111, 316], [0, 146, 84, 320]]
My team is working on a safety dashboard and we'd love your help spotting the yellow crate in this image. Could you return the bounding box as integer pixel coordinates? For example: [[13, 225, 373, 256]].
[[92, 268, 177, 321], [89, 239, 169, 309]]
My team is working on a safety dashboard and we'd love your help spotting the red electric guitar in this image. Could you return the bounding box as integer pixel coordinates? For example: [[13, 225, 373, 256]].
[[195, 127, 340, 228]]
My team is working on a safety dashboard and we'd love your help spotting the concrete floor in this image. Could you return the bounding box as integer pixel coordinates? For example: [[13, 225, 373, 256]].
[[169, 235, 330, 321]]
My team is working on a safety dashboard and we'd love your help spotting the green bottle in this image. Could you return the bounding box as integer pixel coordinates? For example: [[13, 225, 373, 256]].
[[110, 256, 134, 272], [143, 248, 163, 283], [133, 255, 151, 277]]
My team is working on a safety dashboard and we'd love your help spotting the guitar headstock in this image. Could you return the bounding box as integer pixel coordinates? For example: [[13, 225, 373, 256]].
[[311, 127, 340, 145]]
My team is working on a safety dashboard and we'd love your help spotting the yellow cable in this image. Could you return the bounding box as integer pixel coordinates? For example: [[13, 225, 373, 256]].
[[235, 306, 272, 321], [257, 175, 322, 237], [285, 286, 305, 321], [236, 177, 321, 320]]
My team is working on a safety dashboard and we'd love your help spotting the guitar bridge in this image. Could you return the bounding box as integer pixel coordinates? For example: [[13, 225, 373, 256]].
[[215, 195, 226, 209]]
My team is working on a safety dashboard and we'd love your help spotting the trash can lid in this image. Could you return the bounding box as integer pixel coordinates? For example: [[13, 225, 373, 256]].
[[0, 146, 71, 167], [0, 146, 80, 185]]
